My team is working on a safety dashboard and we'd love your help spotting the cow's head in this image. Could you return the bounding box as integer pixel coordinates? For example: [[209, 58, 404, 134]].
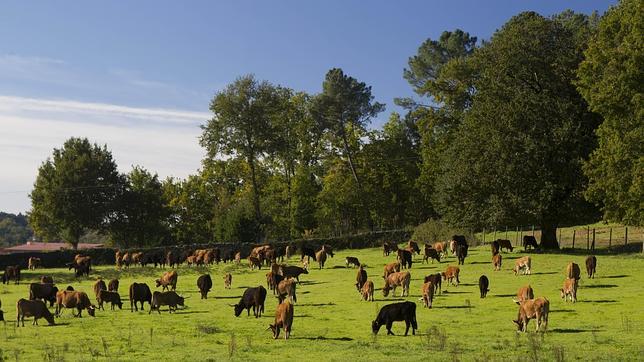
[[0, 309, 4, 322], [66, 285, 74, 291], [513, 319, 524, 332], [371, 320, 381, 335], [440, 272, 447, 280], [87, 306, 96, 317], [233, 303, 244, 317], [44, 310, 55, 325], [382, 285, 391, 297], [155, 279, 162, 288], [116, 299, 123, 310], [268, 324, 278, 338], [560, 289, 566, 300]]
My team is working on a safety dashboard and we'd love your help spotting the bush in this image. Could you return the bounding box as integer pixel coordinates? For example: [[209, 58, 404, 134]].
[[412, 219, 480, 246]]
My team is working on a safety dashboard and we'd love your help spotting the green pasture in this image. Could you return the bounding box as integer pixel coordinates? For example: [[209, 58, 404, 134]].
[[0, 246, 642, 361]]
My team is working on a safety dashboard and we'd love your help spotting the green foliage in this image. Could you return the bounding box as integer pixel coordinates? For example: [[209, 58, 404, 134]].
[[0, 212, 33, 246], [412, 219, 464, 245], [576, 0, 644, 226], [290, 164, 320, 236]]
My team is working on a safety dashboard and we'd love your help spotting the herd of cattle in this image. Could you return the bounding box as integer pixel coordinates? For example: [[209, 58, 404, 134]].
[[0, 236, 600, 339]]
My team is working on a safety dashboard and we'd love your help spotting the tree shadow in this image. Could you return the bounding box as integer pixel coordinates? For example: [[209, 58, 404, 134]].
[[551, 328, 602, 334]]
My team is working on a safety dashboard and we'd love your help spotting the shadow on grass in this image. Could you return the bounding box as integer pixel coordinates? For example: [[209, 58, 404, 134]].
[[551, 328, 602, 334], [468, 261, 489, 265], [603, 275, 629, 279], [298, 303, 336, 307], [374, 298, 405, 302], [494, 294, 516, 298], [300, 281, 326, 286], [214, 295, 240, 299], [577, 299, 616, 303], [583, 284, 617, 289], [292, 336, 353, 341], [442, 291, 470, 294], [460, 283, 476, 286], [532, 272, 558, 275], [433, 305, 474, 309], [550, 309, 576, 313]]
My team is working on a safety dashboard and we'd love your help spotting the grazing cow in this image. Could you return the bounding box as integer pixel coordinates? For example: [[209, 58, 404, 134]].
[[478, 275, 489, 298], [513, 297, 549, 333], [322, 245, 335, 258], [566, 262, 581, 281], [55, 290, 96, 317], [423, 245, 441, 264], [361, 280, 374, 302], [423, 273, 442, 295], [248, 256, 262, 270], [585, 255, 597, 279], [129, 282, 152, 312], [382, 271, 411, 297], [108, 279, 119, 292], [491, 240, 500, 255], [115, 250, 122, 269], [492, 254, 502, 271], [497, 239, 514, 252], [372, 301, 417, 336], [356, 266, 367, 292], [315, 249, 327, 269], [514, 285, 535, 304], [397, 249, 412, 269], [28, 257, 41, 270], [29, 283, 59, 307], [269, 301, 294, 340], [456, 243, 468, 265], [121, 252, 131, 269], [97, 290, 123, 310], [224, 273, 232, 289], [16, 299, 55, 326], [40, 275, 54, 284], [67, 257, 90, 278], [383, 241, 398, 256], [383, 261, 401, 279], [432, 242, 447, 257], [285, 245, 296, 259], [93, 279, 107, 302], [345, 256, 360, 268], [149, 291, 186, 314], [155, 271, 178, 291], [1, 265, 20, 284], [407, 241, 421, 255], [277, 279, 297, 304], [441, 266, 460, 286], [421, 281, 434, 308], [560, 278, 578, 303], [279, 265, 308, 283], [234, 286, 267, 318], [513, 256, 532, 275], [267, 272, 285, 295], [523, 235, 539, 251], [197, 274, 213, 299], [131, 252, 143, 266]]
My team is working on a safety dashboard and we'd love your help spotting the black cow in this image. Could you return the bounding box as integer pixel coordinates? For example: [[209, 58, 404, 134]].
[[372, 301, 417, 336], [423, 273, 442, 295], [456, 243, 468, 265], [523, 235, 539, 251], [279, 265, 308, 283], [149, 291, 185, 314], [355, 266, 367, 292], [197, 274, 213, 299], [2, 266, 21, 284], [345, 257, 361, 268], [478, 275, 489, 298], [585, 255, 597, 279], [300, 246, 316, 262], [129, 282, 152, 312], [397, 249, 412, 269], [491, 240, 500, 255], [234, 286, 267, 318], [29, 283, 59, 307]]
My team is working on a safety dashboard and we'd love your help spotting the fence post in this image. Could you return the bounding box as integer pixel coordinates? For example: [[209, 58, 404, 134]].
[[515, 226, 519, 246], [625, 226, 628, 245], [531, 225, 535, 237], [592, 228, 595, 250], [572, 230, 576, 249], [519, 228, 523, 245], [493, 228, 497, 242], [483, 228, 486, 245], [505, 226, 508, 241], [558, 228, 562, 246], [609, 228, 612, 247], [587, 226, 590, 250]]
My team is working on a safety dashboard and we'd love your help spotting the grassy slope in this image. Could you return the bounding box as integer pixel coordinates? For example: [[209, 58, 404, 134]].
[[0, 247, 642, 361]]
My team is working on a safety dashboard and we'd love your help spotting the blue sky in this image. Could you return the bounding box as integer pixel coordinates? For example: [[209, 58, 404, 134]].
[[0, 1, 617, 213]]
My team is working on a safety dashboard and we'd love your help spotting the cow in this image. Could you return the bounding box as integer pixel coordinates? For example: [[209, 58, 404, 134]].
[[315, 249, 327, 269], [345, 256, 360, 268], [456, 243, 468, 265], [423, 245, 441, 264], [441, 266, 460, 286], [155, 271, 178, 291], [279, 265, 308, 283], [269, 301, 294, 340], [423, 273, 442, 295], [491, 240, 500, 255], [383, 241, 398, 256], [497, 239, 514, 252], [372, 301, 417, 336], [131, 252, 143, 266], [492, 253, 502, 271], [28, 257, 41, 270], [523, 235, 539, 251], [566, 262, 581, 281], [513, 297, 549, 333], [361, 280, 374, 302], [29, 283, 58, 307], [224, 273, 232, 289], [452, 235, 467, 247], [248, 256, 262, 270], [383, 261, 401, 279], [421, 281, 434, 308], [407, 241, 420, 255], [108, 279, 119, 292], [65, 286, 74, 291], [16, 299, 55, 326], [300, 246, 316, 262], [234, 252, 242, 265], [285, 245, 296, 260], [322, 245, 335, 258], [513, 256, 532, 275], [93, 279, 107, 302], [97, 290, 123, 310], [129, 282, 152, 312], [397, 249, 412, 269], [197, 274, 213, 299], [121, 252, 131, 269], [585, 255, 597, 279], [382, 271, 411, 297], [149, 291, 186, 314], [166, 250, 180, 268], [513, 285, 535, 304], [356, 265, 367, 292], [478, 275, 489, 298], [1, 265, 20, 284], [40, 275, 54, 284], [234, 286, 267, 318], [115, 250, 122, 269], [55, 290, 96, 317], [433, 242, 448, 257], [67, 257, 90, 278], [560, 278, 578, 303], [277, 278, 297, 304]]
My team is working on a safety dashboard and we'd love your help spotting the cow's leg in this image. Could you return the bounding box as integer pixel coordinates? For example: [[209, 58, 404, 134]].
[[404, 320, 410, 336], [386, 321, 394, 335]]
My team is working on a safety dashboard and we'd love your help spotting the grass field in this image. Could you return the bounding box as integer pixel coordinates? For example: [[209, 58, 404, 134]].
[[0, 246, 643, 361]]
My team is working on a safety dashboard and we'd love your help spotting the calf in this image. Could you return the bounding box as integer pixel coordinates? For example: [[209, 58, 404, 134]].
[[456, 243, 468, 265], [478, 275, 489, 298], [28, 257, 41, 270], [29, 283, 58, 307], [514, 285, 535, 304], [234, 286, 267, 318], [492, 253, 502, 271], [279, 265, 308, 283], [149, 291, 186, 314], [155, 271, 178, 291], [197, 274, 212, 299], [566, 262, 581, 281], [224, 273, 233, 289], [55, 290, 96, 317], [383, 261, 401, 279], [585, 255, 597, 279], [491, 240, 500, 255], [1, 265, 20, 284], [560, 278, 578, 303], [441, 266, 460, 286], [315, 249, 327, 269], [97, 289, 123, 310], [423, 245, 441, 264], [361, 280, 374, 301], [421, 282, 434, 308], [423, 273, 442, 294], [397, 249, 412, 269], [345, 256, 360, 268], [269, 301, 294, 340], [513, 256, 532, 275], [108, 279, 119, 292], [129, 282, 152, 312], [407, 241, 420, 255], [513, 297, 549, 333], [497, 239, 514, 252], [523, 235, 539, 251], [449, 240, 457, 256], [356, 265, 367, 292], [372, 301, 417, 336], [277, 279, 297, 304], [16, 299, 55, 326], [382, 271, 411, 297]]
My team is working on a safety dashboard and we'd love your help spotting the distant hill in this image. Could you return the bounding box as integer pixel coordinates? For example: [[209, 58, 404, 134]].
[[0, 212, 33, 247]]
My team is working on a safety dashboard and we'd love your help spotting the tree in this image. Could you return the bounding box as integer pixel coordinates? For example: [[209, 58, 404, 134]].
[[29, 137, 121, 249], [0, 212, 33, 246], [433, 12, 601, 248], [576, 0, 643, 226]]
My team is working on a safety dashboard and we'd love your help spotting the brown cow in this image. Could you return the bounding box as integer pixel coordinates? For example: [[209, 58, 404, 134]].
[[585, 255, 597, 279], [16, 299, 55, 326], [315, 249, 327, 269], [129, 282, 152, 312], [513, 297, 549, 332], [277, 279, 297, 304], [356, 265, 367, 292], [449, 240, 457, 256], [560, 278, 578, 303], [513, 256, 531, 275], [234, 252, 242, 264], [97, 290, 123, 310], [285, 245, 296, 260], [131, 252, 143, 266], [407, 241, 420, 255], [1, 265, 20, 284], [224, 273, 232, 289], [361, 280, 374, 302], [513, 285, 535, 304], [382, 271, 411, 297], [279, 265, 308, 283], [93, 279, 107, 302], [383, 241, 398, 256], [155, 271, 178, 291], [121, 252, 131, 268], [497, 239, 514, 252], [492, 253, 502, 271], [115, 250, 122, 269], [383, 261, 401, 279], [423, 245, 441, 264], [248, 256, 262, 270], [108, 279, 119, 292], [269, 301, 294, 340], [491, 240, 500, 255], [441, 266, 460, 286], [423, 273, 442, 295], [421, 281, 434, 308], [55, 290, 96, 317], [566, 262, 581, 281], [28, 257, 41, 270], [433, 242, 447, 257]]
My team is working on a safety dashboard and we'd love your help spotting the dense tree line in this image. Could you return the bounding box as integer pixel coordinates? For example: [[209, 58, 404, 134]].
[[0, 212, 33, 246], [28, 3, 642, 249]]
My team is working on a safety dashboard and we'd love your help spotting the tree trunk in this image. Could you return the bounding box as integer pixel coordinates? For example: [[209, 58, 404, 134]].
[[248, 154, 263, 242], [539, 223, 559, 249]]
